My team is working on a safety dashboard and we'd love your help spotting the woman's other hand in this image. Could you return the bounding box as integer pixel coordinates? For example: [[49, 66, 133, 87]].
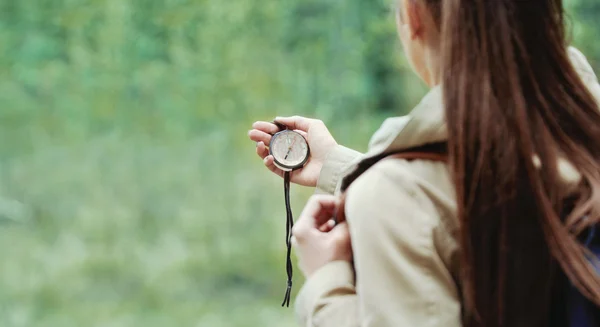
[[291, 195, 352, 277], [248, 116, 337, 187]]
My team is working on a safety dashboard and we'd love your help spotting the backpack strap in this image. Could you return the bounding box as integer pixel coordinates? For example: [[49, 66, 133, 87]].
[[340, 142, 447, 192], [336, 142, 447, 224], [388, 149, 448, 163]]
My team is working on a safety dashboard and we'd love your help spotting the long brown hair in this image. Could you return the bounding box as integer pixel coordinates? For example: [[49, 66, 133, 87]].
[[438, 0, 600, 326]]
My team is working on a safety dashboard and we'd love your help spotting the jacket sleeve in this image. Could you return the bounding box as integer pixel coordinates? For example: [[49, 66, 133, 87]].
[[315, 145, 362, 195], [295, 160, 462, 327]]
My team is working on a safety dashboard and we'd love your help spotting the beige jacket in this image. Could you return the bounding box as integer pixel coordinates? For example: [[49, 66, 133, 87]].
[[295, 47, 600, 327]]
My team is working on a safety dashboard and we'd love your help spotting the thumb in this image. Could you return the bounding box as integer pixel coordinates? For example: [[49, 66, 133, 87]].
[[329, 222, 351, 244], [274, 116, 312, 132], [293, 129, 308, 139]]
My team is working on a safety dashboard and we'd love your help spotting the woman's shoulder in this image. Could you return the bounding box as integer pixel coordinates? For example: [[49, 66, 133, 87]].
[[345, 156, 457, 232], [568, 46, 600, 103], [568, 46, 598, 84], [344, 155, 460, 279]]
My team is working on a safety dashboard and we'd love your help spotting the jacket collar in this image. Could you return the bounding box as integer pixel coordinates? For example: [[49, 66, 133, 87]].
[[365, 85, 446, 159], [362, 81, 585, 190]]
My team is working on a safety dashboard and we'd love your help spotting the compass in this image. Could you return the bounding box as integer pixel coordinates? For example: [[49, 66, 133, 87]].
[[269, 129, 310, 172]]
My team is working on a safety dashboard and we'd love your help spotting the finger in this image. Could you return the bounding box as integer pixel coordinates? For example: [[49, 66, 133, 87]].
[[248, 130, 272, 145], [293, 129, 308, 139], [274, 116, 313, 132], [318, 219, 337, 233], [329, 223, 352, 250], [329, 223, 353, 260], [264, 155, 284, 178], [309, 195, 339, 225], [297, 195, 339, 231], [330, 221, 350, 239], [252, 121, 280, 134], [256, 141, 269, 159]]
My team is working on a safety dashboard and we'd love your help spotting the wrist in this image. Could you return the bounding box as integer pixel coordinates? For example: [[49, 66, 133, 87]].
[[315, 145, 360, 195]]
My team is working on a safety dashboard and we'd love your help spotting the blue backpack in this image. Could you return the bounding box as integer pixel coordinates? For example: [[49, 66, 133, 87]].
[[567, 225, 600, 327]]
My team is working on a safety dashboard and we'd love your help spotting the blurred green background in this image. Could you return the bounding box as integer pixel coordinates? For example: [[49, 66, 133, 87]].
[[0, 0, 598, 326]]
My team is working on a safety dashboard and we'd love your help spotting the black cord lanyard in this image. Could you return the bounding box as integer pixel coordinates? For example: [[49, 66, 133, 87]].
[[271, 121, 303, 307], [282, 171, 294, 307]]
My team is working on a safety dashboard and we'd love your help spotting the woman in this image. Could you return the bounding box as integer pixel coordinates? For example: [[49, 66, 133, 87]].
[[248, 0, 600, 326]]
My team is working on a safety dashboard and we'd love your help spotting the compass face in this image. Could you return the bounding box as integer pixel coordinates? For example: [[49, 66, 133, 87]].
[[269, 130, 309, 171]]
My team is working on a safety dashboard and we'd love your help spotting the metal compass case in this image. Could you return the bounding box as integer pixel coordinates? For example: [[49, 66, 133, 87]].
[[269, 122, 310, 307], [270, 128, 310, 172]]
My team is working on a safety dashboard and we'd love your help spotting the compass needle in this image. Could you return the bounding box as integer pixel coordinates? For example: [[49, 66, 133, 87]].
[[284, 138, 297, 160]]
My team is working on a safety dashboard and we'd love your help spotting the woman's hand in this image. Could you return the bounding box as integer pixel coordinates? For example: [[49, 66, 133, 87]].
[[291, 195, 352, 278], [248, 116, 337, 187]]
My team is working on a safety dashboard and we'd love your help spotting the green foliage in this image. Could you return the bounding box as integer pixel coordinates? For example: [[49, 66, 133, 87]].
[[0, 0, 598, 326]]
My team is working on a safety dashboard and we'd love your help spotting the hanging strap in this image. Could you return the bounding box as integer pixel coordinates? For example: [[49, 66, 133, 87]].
[[282, 171, 294, 307], [271, 121, 296, 307]]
